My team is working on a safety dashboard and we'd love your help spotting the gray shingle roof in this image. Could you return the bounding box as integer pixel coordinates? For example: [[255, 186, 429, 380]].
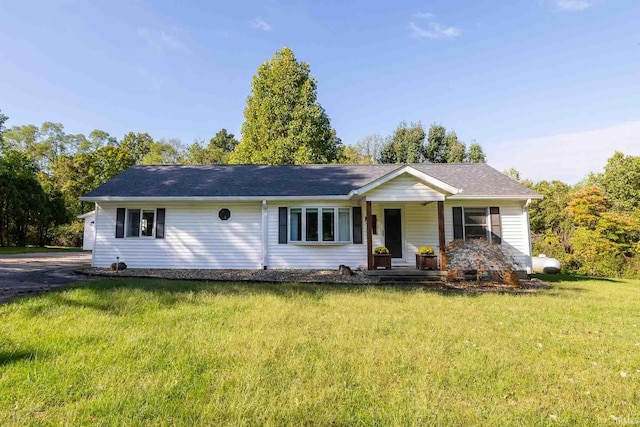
[[82, 163, 540, 199]]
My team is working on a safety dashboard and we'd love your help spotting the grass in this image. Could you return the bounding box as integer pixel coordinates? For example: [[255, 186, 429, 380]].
[[0, 276, 639, 425], [0, 246, 83, 255]]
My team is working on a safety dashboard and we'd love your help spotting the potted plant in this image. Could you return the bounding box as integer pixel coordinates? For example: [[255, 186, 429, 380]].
[[416, 245, 438, 270], [373, 246, 392, 269]]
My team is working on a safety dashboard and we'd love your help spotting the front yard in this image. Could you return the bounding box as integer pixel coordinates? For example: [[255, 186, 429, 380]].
[[0, 276, 638, 425]]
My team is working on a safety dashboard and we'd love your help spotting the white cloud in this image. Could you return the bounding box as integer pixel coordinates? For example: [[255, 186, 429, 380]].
[[409, 21, 461, 39], [137, 27, 190, 54], [250, 18, 272, 32], [489, 121, 640, 183], [556, 0, 591, 11]]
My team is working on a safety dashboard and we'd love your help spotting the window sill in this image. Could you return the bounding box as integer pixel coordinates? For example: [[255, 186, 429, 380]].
[[289, 241, 352, 246]]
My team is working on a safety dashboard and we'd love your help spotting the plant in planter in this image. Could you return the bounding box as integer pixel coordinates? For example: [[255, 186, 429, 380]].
[[373, 246, 392, 269], [416, 245, 438, 270]]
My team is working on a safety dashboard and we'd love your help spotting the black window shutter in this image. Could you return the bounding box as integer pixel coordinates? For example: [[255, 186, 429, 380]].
[[115, 208, 125, 238], [352, 206, 362, 244], [156, 208, 165, 239], [452, 207, 463, 240], [278, 207, 287, 244], [490, 207, 502, 244]]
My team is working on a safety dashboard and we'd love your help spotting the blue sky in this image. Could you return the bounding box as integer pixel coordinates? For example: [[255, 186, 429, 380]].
[[1, 0, 639, 182]]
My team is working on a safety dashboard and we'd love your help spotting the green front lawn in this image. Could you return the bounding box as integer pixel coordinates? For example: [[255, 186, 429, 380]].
[[0, 246, 83, 255], [1, 277, 638, 425]]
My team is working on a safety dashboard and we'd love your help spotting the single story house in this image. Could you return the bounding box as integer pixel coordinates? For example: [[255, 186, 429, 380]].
[[80, 163, 542, 272], [77, 210, 96, 251]]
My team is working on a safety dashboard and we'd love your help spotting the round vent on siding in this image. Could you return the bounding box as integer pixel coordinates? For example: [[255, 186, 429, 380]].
[[218, 208, 231, 221]]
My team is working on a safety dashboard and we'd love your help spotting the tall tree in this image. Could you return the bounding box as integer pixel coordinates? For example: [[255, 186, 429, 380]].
[[468, 142, 487, 163], [141, 138, 183, 165], [0, 109, 8, 147], [424, 124, 448, 163], [598, 152, 640, 212], [379, 121, 425, 164], [3, 124, 40, 153], [0, 150, 47, 246], [446, 133, 467, 163], [231, 47, 342, 164], [120, 132, 153, 164], [185, 129, 238, 165]]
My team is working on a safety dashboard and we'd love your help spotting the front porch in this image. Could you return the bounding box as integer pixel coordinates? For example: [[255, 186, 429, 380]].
[[363, 200, 448, 271]]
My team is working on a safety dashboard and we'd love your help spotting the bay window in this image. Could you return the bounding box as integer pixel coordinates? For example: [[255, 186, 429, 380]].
[[289, 207, 351, 243]]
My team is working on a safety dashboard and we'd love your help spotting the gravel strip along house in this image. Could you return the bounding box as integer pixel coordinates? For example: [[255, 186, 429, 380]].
[[80, 163, 542, 273]]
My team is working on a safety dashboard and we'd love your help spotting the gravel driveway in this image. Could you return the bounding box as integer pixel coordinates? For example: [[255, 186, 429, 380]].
[[0, 252, 92, 303]]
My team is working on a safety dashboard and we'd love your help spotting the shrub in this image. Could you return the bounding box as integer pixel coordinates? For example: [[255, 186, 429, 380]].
[[445, 238, 521, 286], [417, 245, 435, 255], [373, 246, 390, 255], [50, 222, 84, 247]]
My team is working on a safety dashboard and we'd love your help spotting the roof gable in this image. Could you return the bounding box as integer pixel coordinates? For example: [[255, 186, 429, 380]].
[[351, 165, 459, 199], [360, 172, 447, 201]]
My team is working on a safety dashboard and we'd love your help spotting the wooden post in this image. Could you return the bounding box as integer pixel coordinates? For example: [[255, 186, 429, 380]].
[[437, 201, 447, 271], [366, 200, 373, 270]]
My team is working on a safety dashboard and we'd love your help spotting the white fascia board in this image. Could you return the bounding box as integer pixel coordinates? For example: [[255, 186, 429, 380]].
[[447, 194, 544, 200], [76, 210, 96, 219], [365, 195, 445, 202], [79, 195, 351, 203], [349, 165, 460, 198]]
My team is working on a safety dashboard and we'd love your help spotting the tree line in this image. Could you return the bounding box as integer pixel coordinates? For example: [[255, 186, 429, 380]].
[[1, 45, 636, 280], [512, 151, 640, 279], [0, 47, 487, 248]]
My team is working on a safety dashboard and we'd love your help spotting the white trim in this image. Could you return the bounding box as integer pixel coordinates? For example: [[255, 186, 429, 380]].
[[124, 208, 157, 239], [461, 207, 491, 240], [288, 206, 352, 244], [449, 195, 543, 200], [79, 195, 350, 202], [91, 203, 98, 266], [350, 166, 460, 197], [290, 242, 352, 246], [523, 203, 533, 274], [261, 200, 268, 269], [77, 210, 96, 219], [365, 195, 444, 202]]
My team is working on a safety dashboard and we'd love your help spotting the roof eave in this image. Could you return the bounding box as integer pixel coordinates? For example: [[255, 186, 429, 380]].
[[80, 195, 352, 203], [447, 194, 544, 200]]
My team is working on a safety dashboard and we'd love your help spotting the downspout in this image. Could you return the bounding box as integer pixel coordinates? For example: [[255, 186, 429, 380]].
[[261, 200, 268, 269], [91, 202, 98, 267], [523, 198, 533, 276]]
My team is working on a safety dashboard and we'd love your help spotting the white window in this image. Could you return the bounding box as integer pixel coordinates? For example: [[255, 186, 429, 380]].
[[126, 209, 155, 238], [289, 207, 351, 243], [463, 208, 489, 240]]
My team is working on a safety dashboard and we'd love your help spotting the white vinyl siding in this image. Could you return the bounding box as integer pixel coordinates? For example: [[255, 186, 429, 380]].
[[365, 173, 445, 202], [93, 202, 262, 269], [91, 196, 532, 272], [369, 203, 440, 266], [445, 200, 531, 271], [268, 201, 366, 269], [82, 212, 95, 251]]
